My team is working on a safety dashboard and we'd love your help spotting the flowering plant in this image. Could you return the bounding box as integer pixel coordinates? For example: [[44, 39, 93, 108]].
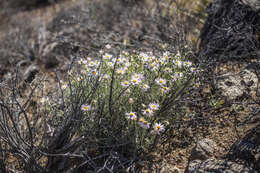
[[58, 47, 196, 155]]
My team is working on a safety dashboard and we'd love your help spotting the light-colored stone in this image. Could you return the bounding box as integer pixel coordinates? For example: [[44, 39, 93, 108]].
[[190, 139, 218, 161], [186, 159, 256, 173], [216, 69, 258, 100]]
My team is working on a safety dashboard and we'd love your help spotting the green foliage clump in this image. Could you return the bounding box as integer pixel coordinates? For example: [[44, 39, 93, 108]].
[[46, 45, 197, 170]]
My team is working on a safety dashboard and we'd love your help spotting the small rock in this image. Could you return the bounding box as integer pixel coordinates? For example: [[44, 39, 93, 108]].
[[185, 159, 256, 173], [227, 126, 260, 171], [190, 138, 218, 161], [216, 69, 258, 100], [187, 160, 201, 172]]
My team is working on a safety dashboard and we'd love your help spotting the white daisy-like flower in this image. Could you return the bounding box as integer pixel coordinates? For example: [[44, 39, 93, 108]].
[[81, 104, 91, 111], [121, 81, 130, 87], [149, 103, 159, 111], [161, 86, 169, 94], [112, 56, 126, 64], [183, 61, 192, 67], [142, 120, 150, 129], [138, 117, 145, 125], [77, 76, 84, 81], [103, 74, 110, 80], [163, 51, 170, 57], [61, 83, 67, 90], [126, 112, 137, 120], [103, 53, 112, 60], [116, 58, 124, 64], [116, 68, 126, 75], [148, 61, 159, 71], [88, 61, 97, 67], [142, 84, 150, 92], [175, 72, 183, 78], [190, 67, 197, 73], [142, 108, 154, 117], [155, 78, 166, 86], [175, 60, 182, 67], [132, 73, 144, 80], [131, 78, 141, 85], [153, 122, 165, 134], [138, 117, 150, 129], [106, 61, 114, 67], [59, 80, 67, 88], [90, 70, 99, 77]]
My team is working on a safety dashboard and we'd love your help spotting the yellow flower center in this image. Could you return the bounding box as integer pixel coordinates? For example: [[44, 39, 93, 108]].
[[146, 109, 150, 113], [129, 113, 134, 116], [83, 106, 89, 110]]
